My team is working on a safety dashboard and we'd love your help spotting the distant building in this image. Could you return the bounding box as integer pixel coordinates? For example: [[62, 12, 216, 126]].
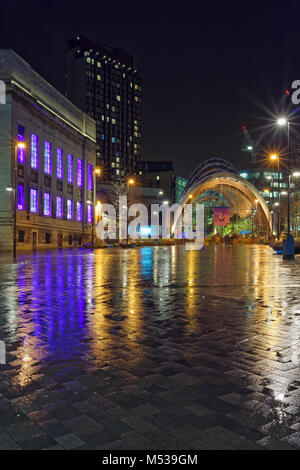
[[0, 49, 96, 253], [137, 161, 186, 204], [66, 36, 141, 180], [239, 162, 290, 204]]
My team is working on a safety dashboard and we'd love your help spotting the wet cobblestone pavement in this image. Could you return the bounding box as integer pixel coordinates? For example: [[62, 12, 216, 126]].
[[0, 245, 299, 450]]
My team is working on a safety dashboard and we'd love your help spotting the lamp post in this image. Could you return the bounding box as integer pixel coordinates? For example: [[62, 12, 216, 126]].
[[7, 142, 25, 260], [91, 168, 101, 250], [266, 175, 274, 236], [270, 153, 280, 240], [126, 178, 134, 246], [277, 118, 294, 258]]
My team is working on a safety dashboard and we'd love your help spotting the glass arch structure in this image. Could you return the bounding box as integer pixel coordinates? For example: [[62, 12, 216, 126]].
[[180, 158, 272, 235]]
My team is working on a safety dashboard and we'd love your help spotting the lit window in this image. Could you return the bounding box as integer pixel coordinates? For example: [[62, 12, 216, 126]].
[[44, 141, 52, 174], [44, 193, 51, 216], [156, 175, 160, 181], [17, 184, 24, 210], [30, 188, 38, 213], [17, 125, 25, 164], [57, 148, 63, 179], [67, 199, 73, 220], [31, 134, 39, 169], [77, 159, 83, 187], [87, 203, 93, 223], [67, 154, 73, 183], [77, 202, 82, 222], [88, 164, 93, 191], [56, 196, 63, 218], [112, 137, 115, 143], [116, 95, 121, 101]]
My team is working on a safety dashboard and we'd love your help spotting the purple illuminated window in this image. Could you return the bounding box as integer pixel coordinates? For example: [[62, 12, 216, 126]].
[[77, 159, 83, 187], [67, 199, 73, 220], [17, 125, 25, 164], [57, 148, 63, 179], [17, 184, 24, 210], [31, 134, 39, 169], [30, 188, 38, 213], [77, 202, 82, 222], [56, 196, 63, 218], [67, 154, 73, 183], [44, 193, 51, 216], [87, 203, 93, 223], [44, 141, 52, 174], [88, 164, 93, 191]]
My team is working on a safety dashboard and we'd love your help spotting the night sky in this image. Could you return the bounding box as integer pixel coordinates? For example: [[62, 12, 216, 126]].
[[1, 0, 300, 178]]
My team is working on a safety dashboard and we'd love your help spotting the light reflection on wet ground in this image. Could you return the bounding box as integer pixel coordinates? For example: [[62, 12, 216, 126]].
[[0, 245, 299, 449]]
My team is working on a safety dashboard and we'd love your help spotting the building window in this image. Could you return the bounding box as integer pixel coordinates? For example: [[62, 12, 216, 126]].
[[31, 134, 39, 169], [17, 184, 24, 210], [77, 202, 82, 222], [67, 199, 73, 220], [30, 188, 38, 213], [45, 232, 51, 244], [88, 164, 93, 191], [57, 148, 63, 179], [56, 196, 63, 218], [87, 203, 93, 223], [17, 125, 25, 164], [44, 193, 51, 216], [18, 230, 25, 243], [77, 159, 83, 187], [67, 154, 73, 183], [44, 141, 52, 175]]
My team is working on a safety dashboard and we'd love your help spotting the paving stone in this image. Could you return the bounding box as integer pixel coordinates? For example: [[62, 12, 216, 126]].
[[281, 432, 300, 449], [63, 415, 103, 437], [4, 421, 43, 442], [55, 433, 86, 449], [0, 432, 22, 450]]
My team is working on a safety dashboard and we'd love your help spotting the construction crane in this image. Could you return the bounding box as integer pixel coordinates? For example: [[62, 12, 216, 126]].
[[241, 124, 268, 163]]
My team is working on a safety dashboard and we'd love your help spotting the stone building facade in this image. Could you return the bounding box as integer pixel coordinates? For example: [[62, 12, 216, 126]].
[[0, 49, 97, 253]]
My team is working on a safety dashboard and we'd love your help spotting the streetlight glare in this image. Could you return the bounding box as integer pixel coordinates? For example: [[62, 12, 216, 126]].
[[128, 178, 134, 185], [94, 168, 101, 175], [17, 142, 25, 149], [277, 117, 287, 126], [270, 154, 278, 160]]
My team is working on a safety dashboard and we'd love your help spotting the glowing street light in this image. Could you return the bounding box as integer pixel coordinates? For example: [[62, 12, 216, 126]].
[[277, 117, 287, 126]]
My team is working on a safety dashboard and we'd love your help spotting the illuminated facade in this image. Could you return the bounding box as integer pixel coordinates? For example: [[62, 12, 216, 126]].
[[66, 36, 141, 180], [0, 49, 97, 253]]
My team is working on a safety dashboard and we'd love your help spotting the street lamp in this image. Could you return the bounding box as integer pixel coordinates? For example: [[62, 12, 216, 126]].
[[126, 178, 135, 246], [269, 153, 281, 240], [276, 117, 294, 258], [9, 142, 26, 260], [91, 168, 101, 250]]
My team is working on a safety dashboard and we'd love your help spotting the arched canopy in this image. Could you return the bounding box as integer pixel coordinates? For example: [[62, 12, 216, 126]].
[[180, 158, 272, 233]]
